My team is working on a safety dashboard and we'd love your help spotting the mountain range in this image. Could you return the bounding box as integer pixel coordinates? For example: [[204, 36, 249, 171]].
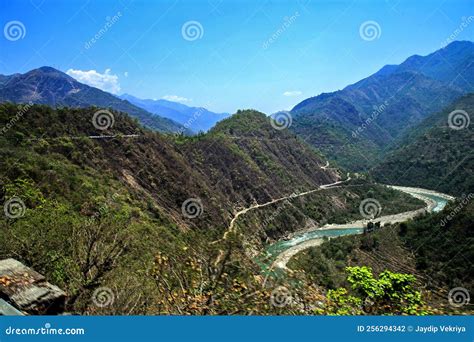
[[0, 103, 339, 232], [289, 40, 474, 171], [119, 94, 230, 133], [2, 100, 428, 314], [0, 66, 191, 134], [1, 40, 473, 315]]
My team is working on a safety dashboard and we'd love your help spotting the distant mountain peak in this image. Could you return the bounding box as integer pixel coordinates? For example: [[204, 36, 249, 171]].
[[36, 66, 64, 73], [120, 94, 230, 132], [0, 66, 189, 134], [443, 39, 474, 48], [25, 66, 75, 81]]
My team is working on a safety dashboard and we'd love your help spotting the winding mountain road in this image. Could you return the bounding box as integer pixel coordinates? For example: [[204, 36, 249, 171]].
[[214, 161, 343, 264], [223, 161, 350, 236], [214, 159, 454, 274], [223, 177, 348, 238]]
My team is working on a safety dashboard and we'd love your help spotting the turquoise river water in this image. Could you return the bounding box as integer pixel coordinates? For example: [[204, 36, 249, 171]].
[[256, 191, 450, 275]]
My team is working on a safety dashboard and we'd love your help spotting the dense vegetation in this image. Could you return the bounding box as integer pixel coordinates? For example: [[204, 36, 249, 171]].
[[289, 198, 473, 313], [372, 93, 474, 196], [399, 198, 473, 292], [326, 266, 426, 315], [0, 103, 428, 314]]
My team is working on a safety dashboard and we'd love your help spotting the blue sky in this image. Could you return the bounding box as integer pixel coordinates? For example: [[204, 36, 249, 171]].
[[1, 0, 473, 114]]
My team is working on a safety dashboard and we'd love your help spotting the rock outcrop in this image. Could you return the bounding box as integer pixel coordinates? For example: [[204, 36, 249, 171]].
[[0, 258, 66, 315]]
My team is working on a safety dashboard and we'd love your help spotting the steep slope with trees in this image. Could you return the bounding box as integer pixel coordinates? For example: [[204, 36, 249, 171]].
[[372, 93, 474, 196], [0, 103, 424, 314], [288, 198, 473, 313]]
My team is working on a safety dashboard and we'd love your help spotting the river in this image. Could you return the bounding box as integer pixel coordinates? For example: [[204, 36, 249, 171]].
[[262, 187, 454, 273]]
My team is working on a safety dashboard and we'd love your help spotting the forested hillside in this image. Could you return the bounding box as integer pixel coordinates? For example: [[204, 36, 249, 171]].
[[290, 41, 474, 171], [288, 198, 473, 313], [372, 93, 474, 196], [0, 103, 422, 314]]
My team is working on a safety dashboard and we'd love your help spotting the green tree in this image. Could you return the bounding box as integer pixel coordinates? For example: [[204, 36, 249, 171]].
[[327, 266, 427, 315]]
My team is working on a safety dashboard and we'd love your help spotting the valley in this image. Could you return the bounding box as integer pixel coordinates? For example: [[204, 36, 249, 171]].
[[0, 103, 432, 315], [0, 41, 472, 316], [269, 186, 453, 271]]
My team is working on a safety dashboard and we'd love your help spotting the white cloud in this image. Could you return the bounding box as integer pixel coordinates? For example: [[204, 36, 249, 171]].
[[123, 71, 128, 77], [283, 90, 302, 97], [162, 95, 191, 103], [66, 68, 121, 94]]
